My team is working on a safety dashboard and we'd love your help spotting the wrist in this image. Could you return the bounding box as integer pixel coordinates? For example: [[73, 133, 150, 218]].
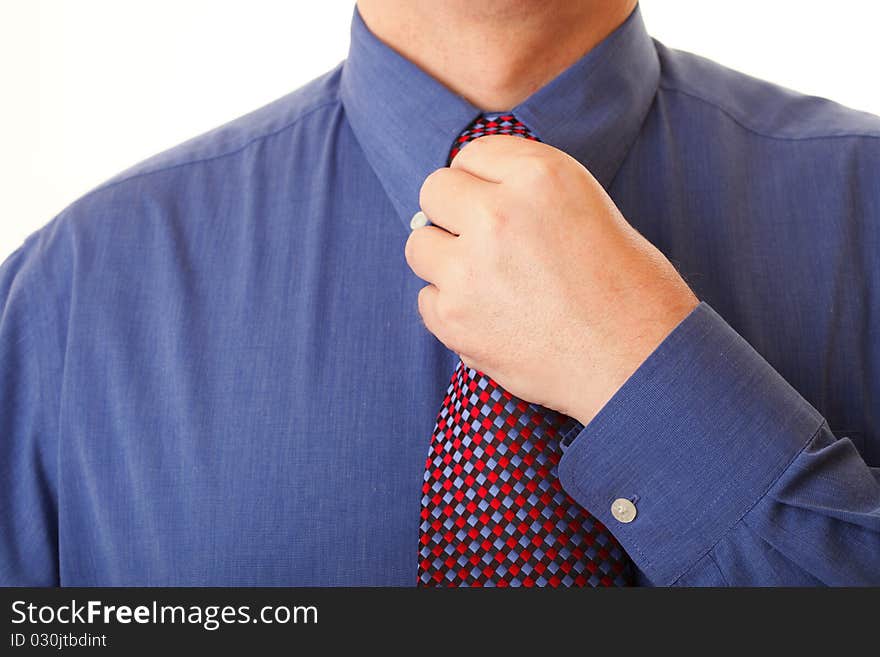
[[567, 293, 699, 426]]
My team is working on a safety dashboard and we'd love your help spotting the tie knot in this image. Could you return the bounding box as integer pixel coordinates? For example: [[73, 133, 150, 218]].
[[447, 113, 540, 164]]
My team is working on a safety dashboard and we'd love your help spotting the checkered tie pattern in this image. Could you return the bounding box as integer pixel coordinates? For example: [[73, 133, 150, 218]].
[[417, 113, 634, 587]]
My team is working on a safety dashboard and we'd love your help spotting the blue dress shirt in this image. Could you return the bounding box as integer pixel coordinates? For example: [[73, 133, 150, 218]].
[[2, 6, 879, 586]]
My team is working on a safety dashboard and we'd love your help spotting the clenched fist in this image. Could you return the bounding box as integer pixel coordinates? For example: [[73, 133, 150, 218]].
[[405, 135, 699, 426]]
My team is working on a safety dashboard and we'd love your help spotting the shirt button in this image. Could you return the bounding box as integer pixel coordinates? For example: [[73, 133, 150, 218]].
[[410, 211, 429, 230], [611, 498, 637, 524]]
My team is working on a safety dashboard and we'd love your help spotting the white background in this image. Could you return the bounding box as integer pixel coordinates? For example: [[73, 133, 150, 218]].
[[2, 0, 879, 263]]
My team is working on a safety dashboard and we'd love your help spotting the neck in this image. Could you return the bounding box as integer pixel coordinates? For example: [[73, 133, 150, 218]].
[[356, 0, 638, 112]]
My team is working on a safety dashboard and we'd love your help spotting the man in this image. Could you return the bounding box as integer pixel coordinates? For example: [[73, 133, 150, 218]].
[[1, 1, 878, 587]]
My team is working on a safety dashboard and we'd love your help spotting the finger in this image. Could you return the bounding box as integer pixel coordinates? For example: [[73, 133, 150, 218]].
[[417, 284, 456, 351], [450, 133, 551, 182], [419, 167, 495, 236], [404, 225, 457, 285], [417, 284, 442, 338], [459, 354, 483, 374]]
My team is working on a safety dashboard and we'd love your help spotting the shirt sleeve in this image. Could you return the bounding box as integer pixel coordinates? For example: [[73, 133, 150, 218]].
[[557, 302, 880, 586], [0, 239, 62, 586]]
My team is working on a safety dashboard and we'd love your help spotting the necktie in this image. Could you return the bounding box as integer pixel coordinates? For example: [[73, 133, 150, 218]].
[[417, 113, 634, 587]]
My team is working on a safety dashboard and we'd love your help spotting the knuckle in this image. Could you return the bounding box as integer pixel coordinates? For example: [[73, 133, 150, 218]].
[[404, 232, 418, 266], [419, 168, 448, 210], [416, 285, 432, 314], [434, 295, 454, 324], [483, 201, 510, 235], [521, 153, 557, 183], [418, 289, 460, 351], [454, 137, 482, 160], [434, 295, 465, 333], [446, 256, 472, 290]]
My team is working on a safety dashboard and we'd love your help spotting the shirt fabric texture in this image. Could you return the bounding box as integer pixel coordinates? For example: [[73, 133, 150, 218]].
[[2, 6, 879, 586]]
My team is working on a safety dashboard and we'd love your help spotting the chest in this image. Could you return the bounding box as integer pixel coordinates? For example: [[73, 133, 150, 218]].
[[57, 202, 458, 585]]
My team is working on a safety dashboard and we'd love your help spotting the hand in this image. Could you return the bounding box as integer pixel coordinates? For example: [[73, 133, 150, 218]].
[[405, 135, 699, 426]]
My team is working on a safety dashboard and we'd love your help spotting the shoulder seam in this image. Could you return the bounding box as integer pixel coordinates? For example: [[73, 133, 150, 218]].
[[658, 83, 880, 143], [73, 97, 341, 205]]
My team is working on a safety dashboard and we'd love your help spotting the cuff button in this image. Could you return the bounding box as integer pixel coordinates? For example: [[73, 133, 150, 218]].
[[611, 498, 637, 524]]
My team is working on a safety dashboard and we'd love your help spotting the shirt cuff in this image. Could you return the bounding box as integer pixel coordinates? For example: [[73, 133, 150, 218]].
[[557, 302, 825, 585]]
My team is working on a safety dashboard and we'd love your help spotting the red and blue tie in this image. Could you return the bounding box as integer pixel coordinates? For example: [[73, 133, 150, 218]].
[[417, 114, 634, 587]]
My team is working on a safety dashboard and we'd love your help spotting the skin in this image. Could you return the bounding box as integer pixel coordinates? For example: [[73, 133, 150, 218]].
[[359, 1, 699, 426], [406, 137, 698, 425], [357, 0, 639, 111]]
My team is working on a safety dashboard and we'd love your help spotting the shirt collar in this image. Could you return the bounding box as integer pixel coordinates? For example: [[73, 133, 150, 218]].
[[340, 5, 660, 228]]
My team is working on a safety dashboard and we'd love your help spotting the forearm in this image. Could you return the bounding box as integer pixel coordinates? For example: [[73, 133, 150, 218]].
[[558, 303, 880, 586]]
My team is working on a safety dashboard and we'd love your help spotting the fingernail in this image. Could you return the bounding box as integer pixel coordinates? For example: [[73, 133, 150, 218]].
[[410, 211, 429, 230]]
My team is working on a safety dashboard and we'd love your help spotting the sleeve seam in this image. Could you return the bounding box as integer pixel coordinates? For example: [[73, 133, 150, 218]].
[[51, 98, 341, 216], [658, 83, 880, 144]]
